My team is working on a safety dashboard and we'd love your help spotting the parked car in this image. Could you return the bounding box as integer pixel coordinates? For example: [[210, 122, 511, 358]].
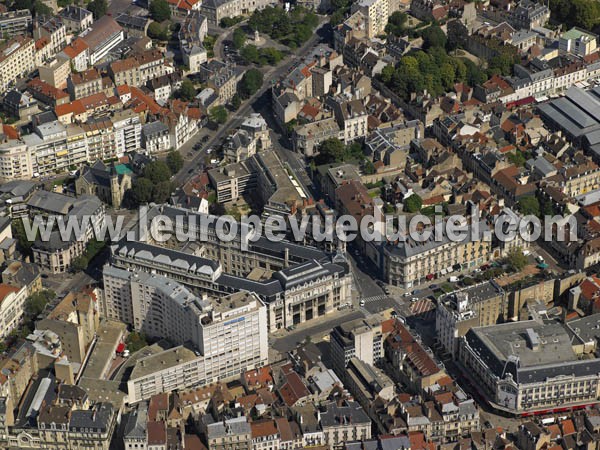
[[449, 276, 459, 283], [359, 299, 366, 307]]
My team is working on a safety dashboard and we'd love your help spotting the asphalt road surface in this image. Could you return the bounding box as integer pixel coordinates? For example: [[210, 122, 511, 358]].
[[271, 309, 364, 353]]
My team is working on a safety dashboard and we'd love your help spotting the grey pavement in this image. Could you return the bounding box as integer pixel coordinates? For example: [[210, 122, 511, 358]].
[[270, 308, 364, 353]]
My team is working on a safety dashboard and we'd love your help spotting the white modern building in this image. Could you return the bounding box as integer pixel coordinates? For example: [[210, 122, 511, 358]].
[[103, 265, 269, 403]]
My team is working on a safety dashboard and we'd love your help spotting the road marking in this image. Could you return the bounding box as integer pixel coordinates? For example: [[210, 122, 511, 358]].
[[360, 295, 393, 304]]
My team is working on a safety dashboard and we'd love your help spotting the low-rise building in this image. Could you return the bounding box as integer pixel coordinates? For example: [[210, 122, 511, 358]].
[[36, 290, 99, 365], [34, 17, 67, 58], [58, 5, 93, 32], [141, 121, 170, 154], [330, 317, 385, 379], [115, 13, 149, 38], [0, 283, 28, 340], [38, 55, 71, 90], [104, 266, 269, 402], [67, 68, 103, 100], [320, 400, 371, 447], [80, 16, 124, 66], [179, 11, 208, 73], [293, 118, 342, 158], [381, 220, 493, 288]]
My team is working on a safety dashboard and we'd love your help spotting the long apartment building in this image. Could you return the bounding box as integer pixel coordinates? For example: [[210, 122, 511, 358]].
[[0, 10, 32, 36], [208, 150, 310, 219], [380, 220, 493, 289], [103, 265, 268, 403], [0, 36, 35, 94]]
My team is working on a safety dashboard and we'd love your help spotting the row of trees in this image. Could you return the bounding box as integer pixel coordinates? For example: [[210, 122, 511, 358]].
[[247, 6, 318, 48]]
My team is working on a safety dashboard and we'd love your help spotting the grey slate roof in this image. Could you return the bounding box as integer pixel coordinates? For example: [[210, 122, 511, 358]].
[[320, 400, 370, 427], [69, 402, 114, 432], [0, 180, 37, 198], [464, 320, 600, 384], [123, 402, 148, 440]]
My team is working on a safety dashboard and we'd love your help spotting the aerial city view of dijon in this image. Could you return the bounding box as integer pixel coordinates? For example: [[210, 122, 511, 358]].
[[3, 0, 600, 447]]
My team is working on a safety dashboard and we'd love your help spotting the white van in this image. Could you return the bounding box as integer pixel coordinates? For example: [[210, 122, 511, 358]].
[[449, 276, 459, 283]]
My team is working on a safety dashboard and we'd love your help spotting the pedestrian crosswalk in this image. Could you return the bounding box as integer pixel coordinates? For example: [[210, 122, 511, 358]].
[[360, 294, 391, 304]]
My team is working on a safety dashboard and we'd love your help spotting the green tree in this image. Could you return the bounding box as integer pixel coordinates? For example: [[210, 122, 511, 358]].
[[87, 0, 107, 19], [126, 331, 148, 352], [231, 93, 242, 110], [507, 151, 526, 167], [12, 217, 34, 256], [506, 248, 528, 272], [209, 105, 228, 124], [239, 68, 263, 98], [25, 289, 55, 320], [166, 150, 184, 173], [33, 0, 52, 15], [549, 0, 600, 31], [240, 45, 260, 64], [380, 65, 395, 84], [13, 0, 33, 10], [363, 160, 376, 175], [421, 25, 447, 50], [385, 11, 407, 36], [488, 52, 517, 76], [517, 195, 541, 217], [144, 160, 172, 183], [233, 28, 246, 50], [447, 19, 469, 50], [404, 194, 423, 213], [71, 255, 89, 272], [149, 0, 171, 22], [130, 178, 154, 205], [177, 79, 197, 101], [317, 138, 345, 164], [220, 16, 244, 27], [147, 22, 169, 41], [152, 181, 173, 203], [463, 58, 487, 86], [261, 47, 283, 65]]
